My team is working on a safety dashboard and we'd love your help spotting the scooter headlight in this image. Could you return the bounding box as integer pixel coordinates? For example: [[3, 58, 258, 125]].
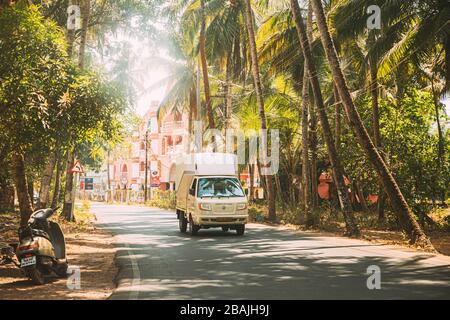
[[198, 203, 212, 211]]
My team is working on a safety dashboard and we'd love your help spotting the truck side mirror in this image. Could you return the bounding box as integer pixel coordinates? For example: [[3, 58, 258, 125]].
[[189, 188, 195, 196]]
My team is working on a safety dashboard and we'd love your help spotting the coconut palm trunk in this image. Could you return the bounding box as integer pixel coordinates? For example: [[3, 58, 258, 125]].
[[367, 32, 386, 220], [310, 0, 433, 249], [306, 2, 318, 210], [243, 0, 276, 221], [290, 0, 359, 236], [225, 51, 233, 129], [333, 85, 341, 152], [199, 0, 215, 131], [301, 65, 313, 226], [12, 153, 33, 227], [248, 163, 255, 203]]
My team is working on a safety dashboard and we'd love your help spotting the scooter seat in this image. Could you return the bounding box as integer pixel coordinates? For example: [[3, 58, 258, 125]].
[[31, 229, 51, 241]]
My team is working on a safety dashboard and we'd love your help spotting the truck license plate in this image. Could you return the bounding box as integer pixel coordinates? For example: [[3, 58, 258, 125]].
[[21, 256, 36, 267]]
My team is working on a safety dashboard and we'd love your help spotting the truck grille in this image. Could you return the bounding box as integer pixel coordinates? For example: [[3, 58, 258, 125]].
[[213, 204, 235, 213]]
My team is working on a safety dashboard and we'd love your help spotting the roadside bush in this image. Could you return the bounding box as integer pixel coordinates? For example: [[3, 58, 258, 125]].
[[145, 190, 176, 210]]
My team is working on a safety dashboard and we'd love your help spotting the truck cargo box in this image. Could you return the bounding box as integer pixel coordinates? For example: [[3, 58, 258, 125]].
[[171, 153, 238, 190]]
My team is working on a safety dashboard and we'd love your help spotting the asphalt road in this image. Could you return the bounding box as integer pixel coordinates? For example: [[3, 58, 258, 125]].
[[92, 203, 450, 299]]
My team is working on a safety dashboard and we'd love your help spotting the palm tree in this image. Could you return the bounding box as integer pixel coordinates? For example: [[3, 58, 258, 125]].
[[243, 0, 276, 221], [290, 0, 359, 236], [310, 0, 434, 249], [199, 0, 215, 130], [301, 62, 312, 225]]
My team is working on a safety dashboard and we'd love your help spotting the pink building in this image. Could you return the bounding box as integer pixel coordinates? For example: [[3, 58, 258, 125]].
[[108, 101, 190, 191]]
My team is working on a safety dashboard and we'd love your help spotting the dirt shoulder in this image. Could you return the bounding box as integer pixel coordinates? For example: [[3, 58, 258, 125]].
[[0, 208, 117, 300]]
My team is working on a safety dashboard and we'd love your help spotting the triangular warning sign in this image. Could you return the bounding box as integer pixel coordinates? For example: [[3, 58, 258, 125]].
[[70, 160, 84, 173]]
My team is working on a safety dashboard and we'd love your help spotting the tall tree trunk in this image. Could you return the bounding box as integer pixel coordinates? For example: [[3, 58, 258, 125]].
[[333, 84, 341, 153], [12, 153, 33, 227], [290, 0, 359, 236], [355, 179, 369, 212], [78, 0, 90, 69], [306, 2, 318, 210], [368, 34, 386, 221], [248, 163, 254, 203], [311, 0, 433, 249], [63, 0, 88, 220], [199, 0, 215, 130], [107, 149, 111, 190], [431, 80, 445, 167], [37, 152, 56, 209], [62, 151, 75, 221], [27, 175, 34, 207], [445, 32, 450, 91], [0, 148, 14, 210], [225, 51, 233, 129], [244, 0, 276, 222], [309, 99, 319, 210], [51, 151, 64, 209], [301, 65, 313, 226], [431, 79, 446, 204]]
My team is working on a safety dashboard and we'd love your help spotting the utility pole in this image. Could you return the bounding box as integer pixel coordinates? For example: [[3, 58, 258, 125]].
[[144, 130, 148, 202]]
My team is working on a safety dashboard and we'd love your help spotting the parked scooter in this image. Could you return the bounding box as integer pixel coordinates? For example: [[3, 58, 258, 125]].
[[0, 208, 68, 285]]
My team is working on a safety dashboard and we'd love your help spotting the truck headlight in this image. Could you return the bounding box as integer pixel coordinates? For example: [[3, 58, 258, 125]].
[[198, 203, 212, 211], [237, 203, 247, 210]]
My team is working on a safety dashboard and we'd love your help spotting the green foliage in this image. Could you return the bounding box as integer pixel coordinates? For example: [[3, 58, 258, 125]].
[[0, 4, 69, 155], [145, 190, 176, 210]]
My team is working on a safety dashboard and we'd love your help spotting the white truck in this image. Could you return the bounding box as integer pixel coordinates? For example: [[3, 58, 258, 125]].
[[171, 153, 248, 236]]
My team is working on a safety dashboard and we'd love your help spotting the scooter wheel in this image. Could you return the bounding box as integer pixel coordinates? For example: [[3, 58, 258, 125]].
[[27, 268, 45, 285], [55, 262, 68, 278]]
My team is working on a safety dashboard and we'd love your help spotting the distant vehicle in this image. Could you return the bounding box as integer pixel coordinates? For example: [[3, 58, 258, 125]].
[[172, 153, 248, 236]]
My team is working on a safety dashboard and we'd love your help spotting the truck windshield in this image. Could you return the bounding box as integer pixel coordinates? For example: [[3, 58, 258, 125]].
[[197, 177, 245, 198]]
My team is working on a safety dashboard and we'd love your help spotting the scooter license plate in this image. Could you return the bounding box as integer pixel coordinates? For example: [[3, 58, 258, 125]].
[[21, 256, 36, 267]]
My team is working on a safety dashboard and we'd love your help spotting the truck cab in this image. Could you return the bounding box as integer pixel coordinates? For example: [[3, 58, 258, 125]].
[[172, 153, 248, 236]]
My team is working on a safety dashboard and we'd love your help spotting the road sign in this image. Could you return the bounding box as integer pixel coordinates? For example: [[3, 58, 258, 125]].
[[70, 160, 84, 173], [151, 175, 160, 187], [84, 178, 94, 190]]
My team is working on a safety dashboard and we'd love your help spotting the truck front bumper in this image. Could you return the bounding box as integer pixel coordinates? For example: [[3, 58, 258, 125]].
[[195, 215, 248, 226]]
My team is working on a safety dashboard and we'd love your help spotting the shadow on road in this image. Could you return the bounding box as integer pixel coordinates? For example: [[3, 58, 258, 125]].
[[95, 208, 450, 300]]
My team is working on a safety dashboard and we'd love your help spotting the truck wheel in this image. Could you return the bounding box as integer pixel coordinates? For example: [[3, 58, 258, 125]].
[[235, 225, 245, 236], [179, 214, 187, 233], [188, 215, 200, 236], [222, 227, 229, 232]]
